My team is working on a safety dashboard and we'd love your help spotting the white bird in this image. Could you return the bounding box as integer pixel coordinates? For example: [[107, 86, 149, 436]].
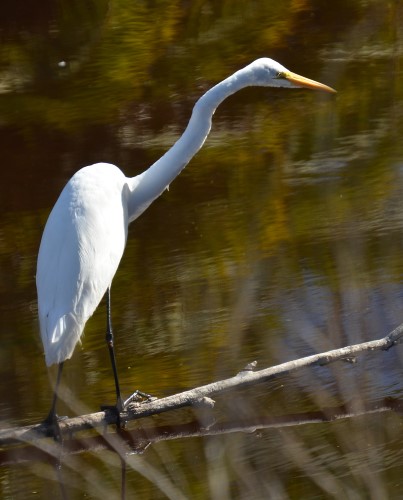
[[36, 58, 336, 429]]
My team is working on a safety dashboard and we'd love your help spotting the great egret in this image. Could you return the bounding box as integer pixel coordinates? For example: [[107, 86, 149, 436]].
[[36, 58, 335, 430]]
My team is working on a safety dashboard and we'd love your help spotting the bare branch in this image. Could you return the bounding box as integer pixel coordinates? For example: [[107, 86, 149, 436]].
[[0, 324, 401, 446]]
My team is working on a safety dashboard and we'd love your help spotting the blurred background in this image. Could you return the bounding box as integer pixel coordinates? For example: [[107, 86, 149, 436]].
[[0, 0, 402, 498]]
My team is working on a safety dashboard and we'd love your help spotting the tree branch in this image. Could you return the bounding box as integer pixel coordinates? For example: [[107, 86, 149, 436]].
[[0, 323, 401, 446]]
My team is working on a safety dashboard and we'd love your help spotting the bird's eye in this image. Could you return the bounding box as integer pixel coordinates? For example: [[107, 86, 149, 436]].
[[276, 71, 285, 79]]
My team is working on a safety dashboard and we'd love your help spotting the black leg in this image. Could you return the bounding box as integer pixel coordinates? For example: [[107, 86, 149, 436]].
[[105, 287, 124, 412], [102, 287, 154, 427], [44, 362, 64, 440]]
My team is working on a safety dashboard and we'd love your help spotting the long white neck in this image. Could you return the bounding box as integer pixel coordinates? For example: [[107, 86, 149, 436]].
[[126, 64, 256, 222]]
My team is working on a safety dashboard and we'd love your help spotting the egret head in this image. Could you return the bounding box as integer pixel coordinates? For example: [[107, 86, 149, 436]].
[[249, 58, 336, 93]]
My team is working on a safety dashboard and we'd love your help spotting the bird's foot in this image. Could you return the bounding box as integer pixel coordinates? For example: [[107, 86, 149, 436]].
[[123, 389, 156, 408], [101, 400, 124, 428], [101, 391, 155, 428], [43, 411, 65, 442]]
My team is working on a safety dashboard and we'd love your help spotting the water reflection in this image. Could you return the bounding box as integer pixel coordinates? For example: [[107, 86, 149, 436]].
[[1, 0, 403, 498], [1, 395, 402, 498]]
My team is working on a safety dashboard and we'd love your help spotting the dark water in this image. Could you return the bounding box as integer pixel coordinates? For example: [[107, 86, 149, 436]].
[[1, 1, 403, 498]]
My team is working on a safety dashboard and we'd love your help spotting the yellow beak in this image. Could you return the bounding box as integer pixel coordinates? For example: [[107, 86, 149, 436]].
[[283, 71, 336, 93]]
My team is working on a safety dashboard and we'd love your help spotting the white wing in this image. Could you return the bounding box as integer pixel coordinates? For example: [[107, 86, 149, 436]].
[[37, 163, 129, 366]]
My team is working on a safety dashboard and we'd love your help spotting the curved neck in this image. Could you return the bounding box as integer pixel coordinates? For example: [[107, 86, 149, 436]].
[[126, 66, 250, 222]]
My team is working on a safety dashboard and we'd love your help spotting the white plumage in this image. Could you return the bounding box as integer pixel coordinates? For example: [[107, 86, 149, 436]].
[[37, 163, 128, 364]]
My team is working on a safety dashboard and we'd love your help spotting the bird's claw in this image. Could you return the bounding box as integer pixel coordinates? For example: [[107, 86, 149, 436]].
[[100, 403, 125, 429], [123, 389, 155, 407], [101, 390, 155, 428], [43, 412, 64, 442]]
